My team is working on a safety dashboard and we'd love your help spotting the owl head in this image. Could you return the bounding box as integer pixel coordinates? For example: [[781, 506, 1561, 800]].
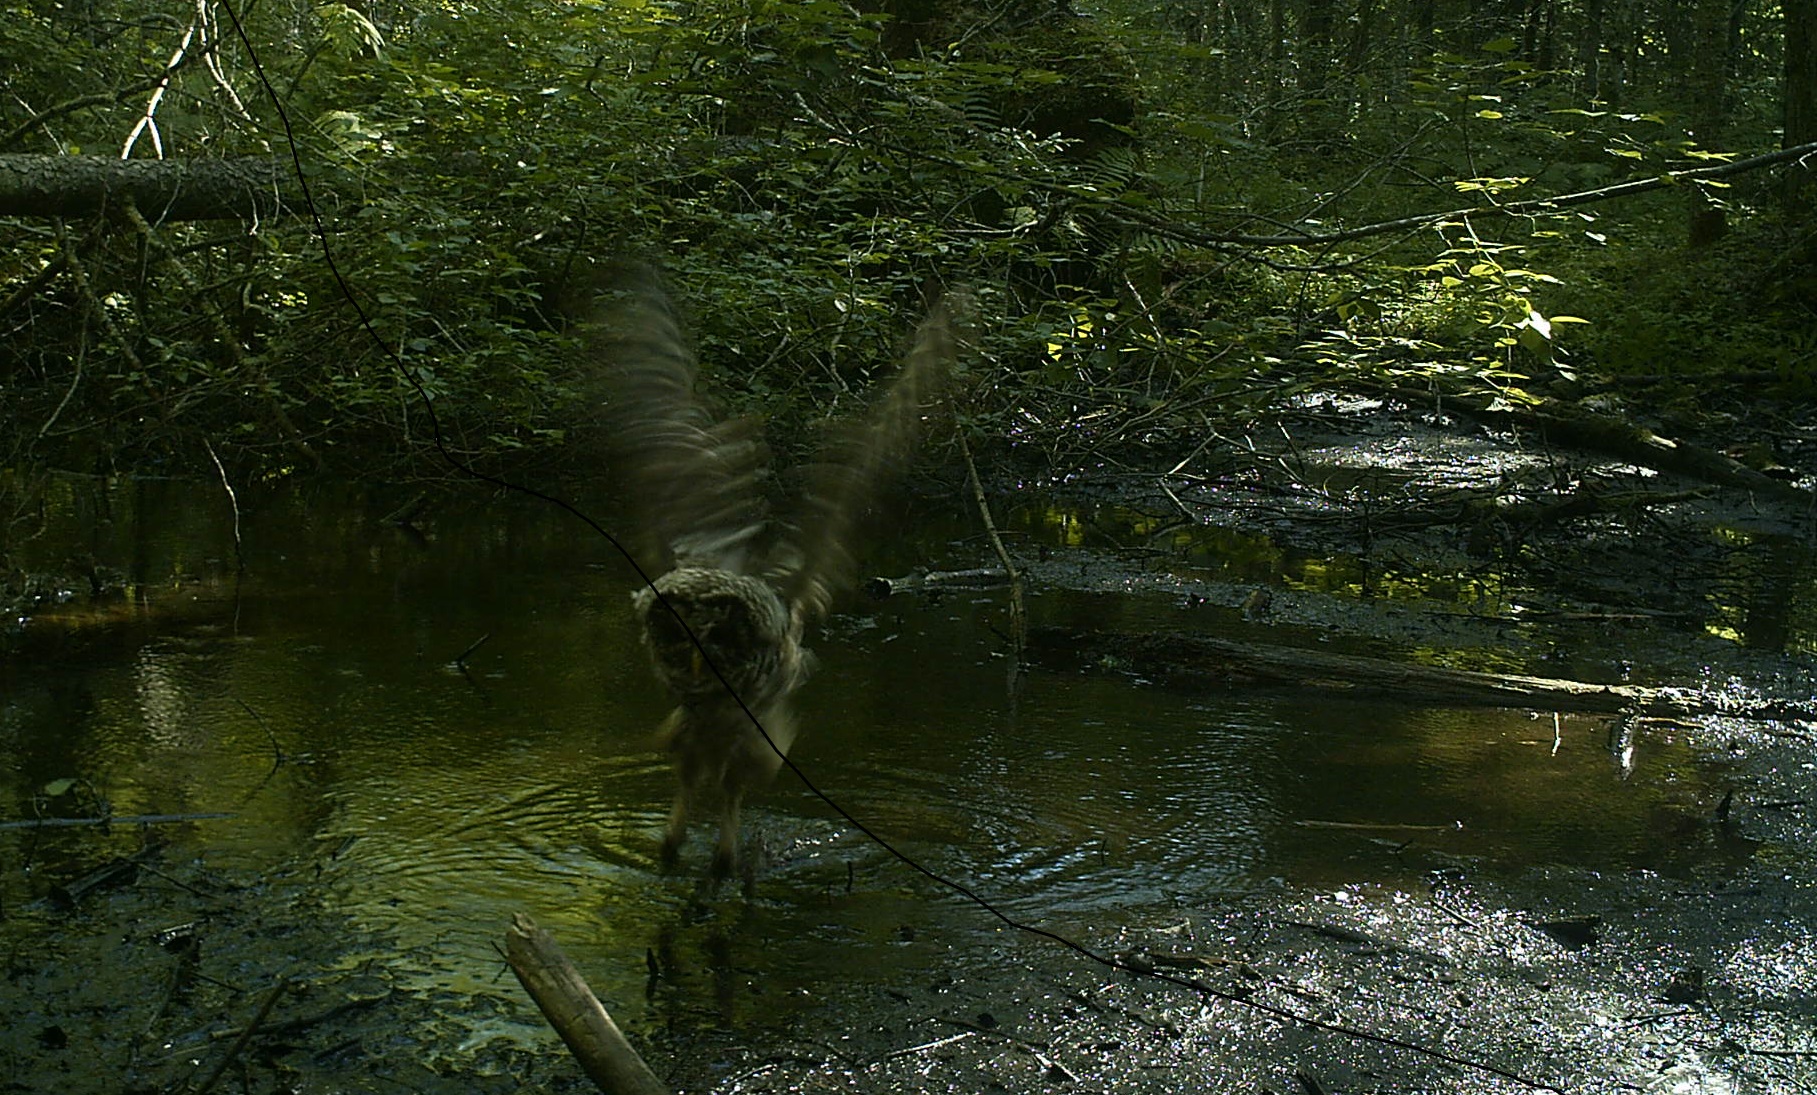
[[631, 566, 801, 703]]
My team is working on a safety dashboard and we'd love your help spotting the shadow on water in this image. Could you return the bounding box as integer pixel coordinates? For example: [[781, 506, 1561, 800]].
[[0, 478, 1767, 1040]]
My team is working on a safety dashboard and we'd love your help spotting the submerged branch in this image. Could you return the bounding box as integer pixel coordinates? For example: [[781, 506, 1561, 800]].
[[0, 811, 235, 831]]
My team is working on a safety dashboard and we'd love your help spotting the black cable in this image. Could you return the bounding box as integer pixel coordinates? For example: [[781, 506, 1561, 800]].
[[210, 7, 1563, 1090]]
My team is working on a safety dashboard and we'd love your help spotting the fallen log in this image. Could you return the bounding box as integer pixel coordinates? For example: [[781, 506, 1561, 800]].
[[0, 154, 345, 221], [864, 567, 1010, 599], [1030, 626, 1686, 715], [503, 913, 668, 1095]]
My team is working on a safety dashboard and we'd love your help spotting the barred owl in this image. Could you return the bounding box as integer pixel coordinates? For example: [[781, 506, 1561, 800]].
[[592, 268, 957, 878]]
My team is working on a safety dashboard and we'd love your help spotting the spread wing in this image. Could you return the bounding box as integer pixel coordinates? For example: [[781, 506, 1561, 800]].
[[590, 267, 770, 575], [771, 293, 962, 623]]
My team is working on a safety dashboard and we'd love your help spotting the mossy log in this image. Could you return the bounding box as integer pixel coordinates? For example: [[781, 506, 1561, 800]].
[[1031, 626, 1683, 715], [0, 154, 343, 220]]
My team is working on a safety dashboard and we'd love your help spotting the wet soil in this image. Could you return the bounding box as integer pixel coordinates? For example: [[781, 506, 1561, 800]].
[[4, 402, 1816, 1094]]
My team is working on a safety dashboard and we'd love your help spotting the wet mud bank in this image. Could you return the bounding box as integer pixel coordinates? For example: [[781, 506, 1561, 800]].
[[5, 771, 1811, 1094]]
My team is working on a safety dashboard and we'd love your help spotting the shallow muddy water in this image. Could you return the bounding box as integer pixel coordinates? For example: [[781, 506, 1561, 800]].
[[0, 478, 1770, 1040]]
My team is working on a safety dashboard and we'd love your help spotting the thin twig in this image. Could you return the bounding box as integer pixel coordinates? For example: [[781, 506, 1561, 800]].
[[237, 698, 287, 766], [454, 632, 491, 669], [192, 978, 287, 1095], [122, 13, 200, 158], [958, 427, 1025, 654], [203, 438, 244, 572]]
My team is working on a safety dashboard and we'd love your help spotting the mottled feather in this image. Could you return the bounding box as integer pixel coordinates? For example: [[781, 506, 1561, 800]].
[[774, 295, 960, 625], [590, 268, 959, 879], [591, 270, 770, 575]]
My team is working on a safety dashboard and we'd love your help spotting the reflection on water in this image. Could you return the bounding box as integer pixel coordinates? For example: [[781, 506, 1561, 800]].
[[0, 480, 1745, 1032]]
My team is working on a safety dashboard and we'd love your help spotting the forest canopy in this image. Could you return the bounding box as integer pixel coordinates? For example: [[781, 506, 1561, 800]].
[[1, 0, 1814, 486]]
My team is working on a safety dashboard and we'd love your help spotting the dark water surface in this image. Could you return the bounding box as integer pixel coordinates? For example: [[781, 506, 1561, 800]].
[[1, 479, 1745, 1033]]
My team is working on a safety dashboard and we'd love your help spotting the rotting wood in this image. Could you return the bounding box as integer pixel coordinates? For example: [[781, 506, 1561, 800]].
[[1029, 626, 1756, 717], [503, 913, 668, 1095], [47, 843, 165, 908], [863, 567, 1010, 598]]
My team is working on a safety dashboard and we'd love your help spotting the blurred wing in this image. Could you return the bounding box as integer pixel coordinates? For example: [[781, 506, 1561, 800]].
[[591, 268, 769, 573], [773, 293, 963, 623]]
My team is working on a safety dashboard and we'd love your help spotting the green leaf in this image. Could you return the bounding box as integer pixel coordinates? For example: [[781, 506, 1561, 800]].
[[1522, 309, 1552, 341], [1518, 325, 1551, 357]]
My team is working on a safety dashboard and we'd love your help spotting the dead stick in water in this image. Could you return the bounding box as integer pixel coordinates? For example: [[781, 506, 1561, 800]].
[[957, 429, 1025, 652], [192, 978, 287, 1095], [454, 632, 491, 669], [48, 844, 163, 908], [0, 812, 234, 831], [203, 437, 245, 574], [504, 913, 668, 1095]]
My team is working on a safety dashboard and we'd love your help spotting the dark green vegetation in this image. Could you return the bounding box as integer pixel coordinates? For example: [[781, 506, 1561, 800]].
[[3, 0, 1815, 496]]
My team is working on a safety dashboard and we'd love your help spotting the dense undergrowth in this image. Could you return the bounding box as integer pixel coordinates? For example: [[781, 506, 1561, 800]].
[[1, 0, 1812, 508]]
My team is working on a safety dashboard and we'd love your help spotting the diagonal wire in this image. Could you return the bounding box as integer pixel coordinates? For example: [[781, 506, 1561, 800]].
[[209, 6, 1562, 1090]]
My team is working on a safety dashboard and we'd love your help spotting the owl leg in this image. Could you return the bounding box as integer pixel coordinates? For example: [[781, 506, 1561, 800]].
[[709, 791, 742, 880], [711, 703, 792, 881], [657, 708, 694, 868], [660, 789, 690, 867]]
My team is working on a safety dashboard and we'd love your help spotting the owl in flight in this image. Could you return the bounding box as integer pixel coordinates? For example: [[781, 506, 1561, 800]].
[[591, 267, 957, 879]]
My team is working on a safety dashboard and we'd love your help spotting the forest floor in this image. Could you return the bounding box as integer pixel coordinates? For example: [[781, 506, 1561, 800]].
[[4, 398, 1816, 1094]]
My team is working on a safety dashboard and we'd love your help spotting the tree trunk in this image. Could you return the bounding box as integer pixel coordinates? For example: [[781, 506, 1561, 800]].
[[1298, 0, 1335, 99], [1685, 0, 1732, 247], [1578, 0, 1605, 100], [0, 155, 331, 221], [1786, 0, 1817, 213], [1264, 0, 1289, 138], [1295, 0, 1339, 146]]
